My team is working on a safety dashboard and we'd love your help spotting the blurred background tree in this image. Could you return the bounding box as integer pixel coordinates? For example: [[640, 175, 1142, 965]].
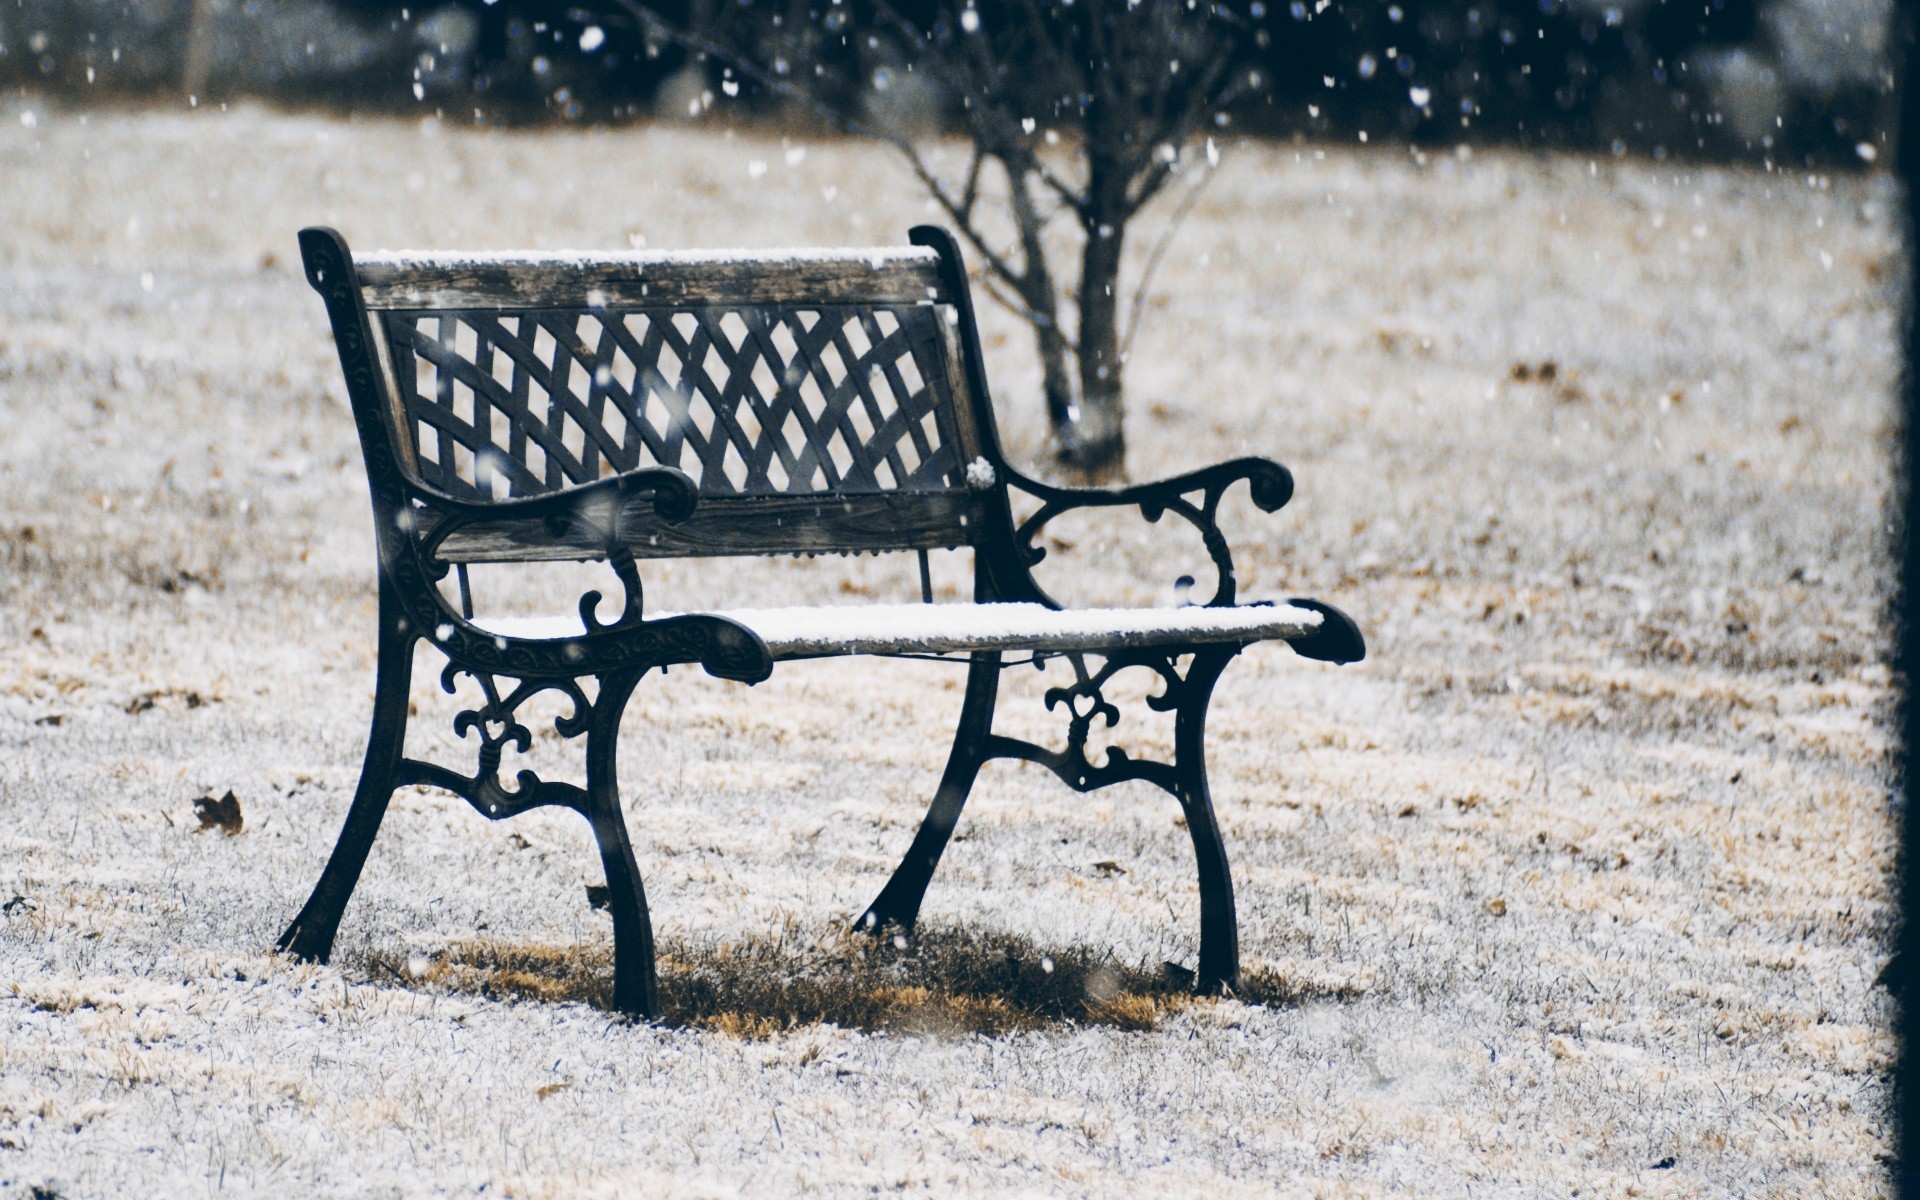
[[4, 0, 1893, 473], [611, 0, 1269, 475]]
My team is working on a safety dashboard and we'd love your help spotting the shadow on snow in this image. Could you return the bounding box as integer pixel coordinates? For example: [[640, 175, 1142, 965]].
[[348, 922, 1363, 1038]]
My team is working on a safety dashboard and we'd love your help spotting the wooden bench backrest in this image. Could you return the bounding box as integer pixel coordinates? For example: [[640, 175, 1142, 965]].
[[340, 235, 1009, 563]]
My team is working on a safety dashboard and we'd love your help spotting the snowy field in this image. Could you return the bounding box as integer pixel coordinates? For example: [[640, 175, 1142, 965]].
[[0, 104, 1899, 1196]]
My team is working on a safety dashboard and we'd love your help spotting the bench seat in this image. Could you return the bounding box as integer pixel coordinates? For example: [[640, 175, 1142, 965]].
[[479, 601, 1324, 660]]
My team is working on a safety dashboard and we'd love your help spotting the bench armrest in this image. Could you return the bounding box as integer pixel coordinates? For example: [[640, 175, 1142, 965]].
[[1000, 457, 1294, 608], [408, 465, 698, 558], [403, 465, 697, 633]]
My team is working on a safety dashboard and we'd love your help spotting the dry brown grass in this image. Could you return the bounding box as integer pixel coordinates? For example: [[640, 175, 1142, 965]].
[[356, 925, 1367, 1037]]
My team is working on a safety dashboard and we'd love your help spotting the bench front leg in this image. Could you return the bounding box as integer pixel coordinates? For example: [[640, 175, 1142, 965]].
[[855, 651, 1001, 934], [581, 668, 658, 1019], [976, 646, 1245, 994], [1174, 645, 1242, 994], [278, 582, 415, 964], [279, 589, 663, 1017]]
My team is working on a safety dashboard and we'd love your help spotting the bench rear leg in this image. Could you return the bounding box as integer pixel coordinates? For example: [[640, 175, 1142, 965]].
[[583, 669, 658, 1019], [856, 652, 1000, 934], [278, 588, 413, 963], [1175, 646, 1242, 994]]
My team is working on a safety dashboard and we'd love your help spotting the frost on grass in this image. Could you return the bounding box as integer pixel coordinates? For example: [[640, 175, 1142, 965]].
[[0, 108, 1898, 1196]]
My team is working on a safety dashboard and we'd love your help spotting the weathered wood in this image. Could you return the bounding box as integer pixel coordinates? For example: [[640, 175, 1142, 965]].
[[354, 250, 951, 310], [713, 601, 1324, 659], [363, 317, 420, 477], [933, 311, 989, 468], [478, 602, 1325, 658], [427, 490, 991, 563]]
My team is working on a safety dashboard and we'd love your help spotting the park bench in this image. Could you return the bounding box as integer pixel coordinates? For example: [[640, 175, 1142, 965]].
[[279, 224, 1365, 1019]]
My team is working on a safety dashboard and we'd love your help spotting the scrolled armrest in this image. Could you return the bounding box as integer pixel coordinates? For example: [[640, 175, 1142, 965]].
[[1002, 457, 1294, 607], [406, 464, 696, 564], [1006, 457, 1292, 515], [397, 465, 696, 633], [409, 465, 697, 546]]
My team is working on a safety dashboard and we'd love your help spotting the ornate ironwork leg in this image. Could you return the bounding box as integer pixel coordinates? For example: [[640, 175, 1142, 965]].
[[278, 580, 415, 963], [1173, 646, 1242, 994], [580, 668, 658, 1019], [855, 652, 1001, 933], [968, 645, 1247, 993]]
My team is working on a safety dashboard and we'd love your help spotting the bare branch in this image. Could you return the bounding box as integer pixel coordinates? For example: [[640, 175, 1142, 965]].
[[859, 0, 1092, 220], [614, 0, 1046, 302], [1096, 3, 1248, 206], [1128, 158, 1177, 216], [981, 273, 1073, 345], [959, 145, 985, 226], [1124, 72, 1252, 215], [976, 0, 1095, 216], [1005, 143, 1093, 220], [1120, 156, 1222, 361], [898, 150, 1034, 290], [612, 0, 898, 147]]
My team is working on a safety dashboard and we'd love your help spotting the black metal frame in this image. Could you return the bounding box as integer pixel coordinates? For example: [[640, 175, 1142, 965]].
[[280, 224, 1364, 1018], [854, 644, 1250, 989]]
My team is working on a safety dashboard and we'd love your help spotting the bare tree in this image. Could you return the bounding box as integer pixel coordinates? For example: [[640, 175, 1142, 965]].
[[615, 0, 1267, 477]]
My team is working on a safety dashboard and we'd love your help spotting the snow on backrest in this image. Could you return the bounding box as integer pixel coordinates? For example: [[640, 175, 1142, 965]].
[[354, 248, 972, 504]]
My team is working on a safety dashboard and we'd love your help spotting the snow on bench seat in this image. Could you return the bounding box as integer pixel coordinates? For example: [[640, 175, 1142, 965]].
[[478, 602, 1323, 660], [353, 245, 941, 269]]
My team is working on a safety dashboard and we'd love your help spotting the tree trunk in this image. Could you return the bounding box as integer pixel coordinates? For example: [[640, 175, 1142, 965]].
[[1006, 163, 1077, 438], [182, 0, 217, 100], [1034, 308, 1078, 446], [1064, 206, 1128, 479], [1062, 47, 1131, 482]]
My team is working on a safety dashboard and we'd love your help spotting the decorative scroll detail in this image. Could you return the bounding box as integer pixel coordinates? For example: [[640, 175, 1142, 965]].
[[1003, 458, 1294, 609], [985, 650, 1202, 796], [382, 305, 965, 501], [388, 469, 771, 683], [397, 666, 597, 821], [412, 476, 656, 636]]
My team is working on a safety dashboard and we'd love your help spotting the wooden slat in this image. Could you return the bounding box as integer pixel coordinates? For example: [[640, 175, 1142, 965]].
[[933, 312, 988, 464], [737, 602, 1325, 659], [354, 252, 951, 310], [425, 491, 990, 563], [478, 602, 1324, 657]]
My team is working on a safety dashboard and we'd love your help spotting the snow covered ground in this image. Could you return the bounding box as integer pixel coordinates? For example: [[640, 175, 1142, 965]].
[[0, 103, 1898, 1196]]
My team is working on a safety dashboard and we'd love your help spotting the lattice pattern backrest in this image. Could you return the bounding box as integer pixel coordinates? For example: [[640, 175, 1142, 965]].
[[378, 304, 967, 502]]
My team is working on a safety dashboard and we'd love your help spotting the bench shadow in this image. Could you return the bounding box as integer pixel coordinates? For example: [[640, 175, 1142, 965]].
[[350, 924, 1362, 1037]]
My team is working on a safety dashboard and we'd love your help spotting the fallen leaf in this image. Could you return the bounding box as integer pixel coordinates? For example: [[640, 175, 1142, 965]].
[[192, 791, 243, 835]]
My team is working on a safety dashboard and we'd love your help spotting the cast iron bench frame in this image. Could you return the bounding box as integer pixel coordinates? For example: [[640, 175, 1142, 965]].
[[278, 224, 1364, 1018]]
